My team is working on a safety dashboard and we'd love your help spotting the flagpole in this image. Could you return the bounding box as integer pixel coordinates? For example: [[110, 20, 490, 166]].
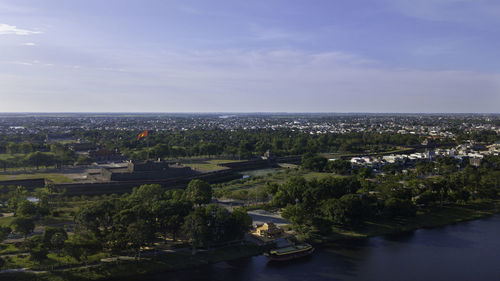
[[146, 133, 150, 160]]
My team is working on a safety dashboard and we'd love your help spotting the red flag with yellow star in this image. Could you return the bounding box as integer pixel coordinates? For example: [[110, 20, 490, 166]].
[[137, 130, 148, 141]]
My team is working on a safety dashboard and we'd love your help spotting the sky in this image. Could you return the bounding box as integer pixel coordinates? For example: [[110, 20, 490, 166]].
[[0, 0, 499, 113]]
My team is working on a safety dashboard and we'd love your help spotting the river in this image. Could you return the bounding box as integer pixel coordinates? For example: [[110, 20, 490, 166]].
[[144, 215, 500, 281]]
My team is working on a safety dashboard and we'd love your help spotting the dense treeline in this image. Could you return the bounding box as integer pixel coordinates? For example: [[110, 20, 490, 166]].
[[272, 155, 500, 239], [2, 127, 498, 169], [0, 129, 426, 169], [73, 181, 252, 257], [0, 143, 78, 171], [0, 180, 252, 264]]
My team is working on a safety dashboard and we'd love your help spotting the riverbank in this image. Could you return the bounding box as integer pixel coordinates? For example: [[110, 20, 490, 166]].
[[311, 199, 500, 244], [0, 244, 266, 281], [4, 200, 500, 281]]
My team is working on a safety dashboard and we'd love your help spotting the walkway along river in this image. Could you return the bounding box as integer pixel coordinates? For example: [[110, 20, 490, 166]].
[[143, 215, 500, 281]]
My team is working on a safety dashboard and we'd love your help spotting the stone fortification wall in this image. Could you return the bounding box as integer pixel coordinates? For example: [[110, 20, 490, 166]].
[[55, 169, 239, 196], [0, 178, 46, 191]]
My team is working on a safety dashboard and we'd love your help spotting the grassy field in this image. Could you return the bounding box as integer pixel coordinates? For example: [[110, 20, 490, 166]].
[[182, 163, 228, 172], [214, 168, 344, 200], [0, 173, 72, 183], [0, 153, 26, 160], [181, 159, 245, 172], [206, 159, 245, 164], [0, 215, 15, 227]]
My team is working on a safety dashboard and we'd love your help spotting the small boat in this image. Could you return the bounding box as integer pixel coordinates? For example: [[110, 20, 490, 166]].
[[264, 238, 315, 261]]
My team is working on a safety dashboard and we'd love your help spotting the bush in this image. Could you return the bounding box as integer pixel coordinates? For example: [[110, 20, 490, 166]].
[[384, 198, 416, 217]]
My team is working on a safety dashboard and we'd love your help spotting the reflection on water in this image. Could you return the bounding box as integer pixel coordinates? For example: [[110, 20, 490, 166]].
[[144, 215, 500, 281]]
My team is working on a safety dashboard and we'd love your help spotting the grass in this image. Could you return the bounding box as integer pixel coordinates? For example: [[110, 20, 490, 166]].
[[181, 158, 245, 172], [0, 215, 15, 227], [206, 159, 245, 164], [1, 251, 111, 271], [302, 171, 344, 181], [0, 173, 72, 183], [0, 243, 21, 254], [214, 168, 345, 200], [0, 153, 26, 160], [182, 163, 228, 172]]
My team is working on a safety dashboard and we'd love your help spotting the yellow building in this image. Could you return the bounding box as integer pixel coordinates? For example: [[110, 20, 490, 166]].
[[254, 222, 283, 238]]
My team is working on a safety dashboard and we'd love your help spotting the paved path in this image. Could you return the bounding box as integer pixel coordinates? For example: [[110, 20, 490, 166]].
[[247, 209, 288, 227]]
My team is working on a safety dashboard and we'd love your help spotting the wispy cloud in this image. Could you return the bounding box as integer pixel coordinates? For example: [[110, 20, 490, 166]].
[[0, 23, 41, 35], [2, 47, 498, 112], [21, 42, 37, 46]]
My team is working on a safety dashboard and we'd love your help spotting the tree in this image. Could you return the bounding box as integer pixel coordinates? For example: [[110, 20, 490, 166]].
[[302, 154, 327, 172], [75, 199, 116, 239], [183, 209, 208, 254], [186, 180, 212, 206], [415, 190, 439, 206], [126, 219, 155, 259], [6, 142, 18, 154], [0, 226, 11, 242], [50, 232, 67, 256], [153, 199, 191, 241], [43, 227, 68, 255], [384, 198, 416, 217], [0, 159, 7, 172], [19, 143, 33, 154], [29, 243, 49, 263], [24, 152, 41, 169], [16, 200, 38, 218], [322, 194, 371, 226], [327, 159, 351, 175], [64, 233, 101, 263], [76, 155, 94, 165], [281, 204, 311, 234], [227, 208, 252, 240], [11, 217, 35, 240]]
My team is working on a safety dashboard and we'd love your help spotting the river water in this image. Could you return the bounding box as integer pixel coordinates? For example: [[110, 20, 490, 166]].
[[145, 215, 500, 281]]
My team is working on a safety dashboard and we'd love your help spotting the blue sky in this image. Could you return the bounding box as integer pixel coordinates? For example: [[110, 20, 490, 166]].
[[0, 0, 499, 112]]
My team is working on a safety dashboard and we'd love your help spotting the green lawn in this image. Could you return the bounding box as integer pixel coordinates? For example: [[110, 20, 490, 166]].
[[214, 168, 343, 200], [0, 173, 72, 183], [206, 159, 245, 164], [0, 215, 15, 227], [181, 159, 244, 172], [0, 153, 26, 160], [0, 243, 21, 254], [182, 163, 228, 172]]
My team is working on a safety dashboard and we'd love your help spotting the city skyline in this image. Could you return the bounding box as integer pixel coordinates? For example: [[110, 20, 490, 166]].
[[1, 0, 499, 113]]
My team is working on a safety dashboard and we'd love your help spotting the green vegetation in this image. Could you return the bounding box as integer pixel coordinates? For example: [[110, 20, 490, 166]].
[[181, 162, 227, 172], [0, 180, 253, 279], [213, 166, 345, 201], [0, 173, 72, 183], [0, 244, 264, 281], [318, 200, 500, 243], [270, 155, 500, 241]]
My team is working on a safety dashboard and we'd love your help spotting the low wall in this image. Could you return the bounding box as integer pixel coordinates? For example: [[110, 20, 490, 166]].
[[54, 169, 239, 196], [0, 178, 46, 191], [53, 157, 302, 197]]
